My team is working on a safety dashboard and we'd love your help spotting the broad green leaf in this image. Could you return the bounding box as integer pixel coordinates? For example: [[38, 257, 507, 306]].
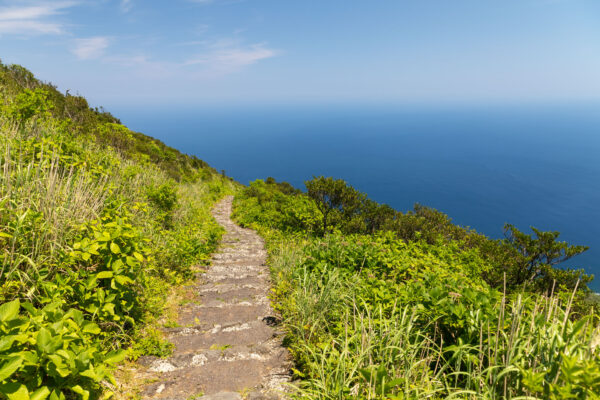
[[64, 309, 84, 325], [47, 355, 70, 378], [70, 385, 89, 400], [133, 252, 144, 262], [0, 335, 18, 352], [36, 328, 52, 353], [0, 356, 23, 382], [55, 349, 72, 361], [80, 367, 99, 381], [48, 389, 64, 400], [109, 242, 121, 254], [0, 299, 20, 322], [0, 383, 29, 400], [0, 232, 12, 238], [102, 303, 116, 316], [88, 244, 100, 255], [81, 321, 101, 335], [104, 349, 128, 365], [96, 271, 113, 279], [98, 231, 111, 242], [30, 387, 50, 400], [20, 351, 39, 365], [100, 390, 115, 400], [114, 275, 133, 286]]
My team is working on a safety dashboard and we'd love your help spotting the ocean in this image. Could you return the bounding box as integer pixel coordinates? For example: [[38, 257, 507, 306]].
[[117, 103, 600, 291]]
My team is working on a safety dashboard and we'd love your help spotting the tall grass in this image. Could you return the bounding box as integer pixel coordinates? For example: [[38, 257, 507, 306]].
[[0, 63, 240, 399], [0, 109, 236, 299], [0, 132, 107, 291], [265, 236, 600, 399]]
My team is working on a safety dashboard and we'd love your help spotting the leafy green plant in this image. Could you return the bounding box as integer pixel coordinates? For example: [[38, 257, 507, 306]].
[[232, 179, 600, 399], [61, 209, 151, 329], [0, 299, 127, 400], [0, 60, 239, 399], [132, 328, 174, 358]]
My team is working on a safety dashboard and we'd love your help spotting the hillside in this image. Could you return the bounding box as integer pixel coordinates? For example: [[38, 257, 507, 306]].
[[1, 61, 599, 400], [231, 177, 600, 398], [0, 61, 237, 399]]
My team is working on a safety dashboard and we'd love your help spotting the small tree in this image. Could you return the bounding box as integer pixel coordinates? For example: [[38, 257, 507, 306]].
[[363, 200, 396, 234], [305, 176, 363, 235], [503, 224, 590, 292]]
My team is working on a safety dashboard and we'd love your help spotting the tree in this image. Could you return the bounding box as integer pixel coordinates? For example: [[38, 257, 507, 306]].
[[363, 200, 396, 234], [503, 224, 590, 292], [305, 176, 364, 235]]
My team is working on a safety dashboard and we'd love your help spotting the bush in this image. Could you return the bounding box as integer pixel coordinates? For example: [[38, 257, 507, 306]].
[[233, 175, 600, 399], [0, 300, 127, 400], [0, 60, 239, 399]]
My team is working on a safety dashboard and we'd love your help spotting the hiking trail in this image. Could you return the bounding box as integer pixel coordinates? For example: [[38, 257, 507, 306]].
[[140, 196, 291, 400]]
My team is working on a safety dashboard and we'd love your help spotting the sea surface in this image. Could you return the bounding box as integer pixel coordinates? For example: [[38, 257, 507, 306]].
[[118, 103, 600, 291]]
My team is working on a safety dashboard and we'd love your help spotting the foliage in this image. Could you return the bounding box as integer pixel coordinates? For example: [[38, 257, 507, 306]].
[[146, 182, 178, 228], [0, 299, 127, 400], [233, 176, 599, 399], [305, 176, 365, 234], [502, 223, 590, 292], [0, 61, 239, 399], [239, 176, 592, 296], [132, 327, 174, 358], [233, 179, 321, 234], [0, 61, 212, 182]]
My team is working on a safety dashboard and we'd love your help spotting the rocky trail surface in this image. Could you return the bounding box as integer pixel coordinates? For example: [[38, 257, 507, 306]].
[[140, 196, 291, 400]]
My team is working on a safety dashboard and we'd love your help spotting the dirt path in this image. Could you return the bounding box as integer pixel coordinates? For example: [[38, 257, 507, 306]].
[[142, 196, 291, 400]]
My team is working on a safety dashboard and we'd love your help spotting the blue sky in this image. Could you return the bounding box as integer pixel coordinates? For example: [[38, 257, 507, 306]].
[[1, 0, 600, 108]]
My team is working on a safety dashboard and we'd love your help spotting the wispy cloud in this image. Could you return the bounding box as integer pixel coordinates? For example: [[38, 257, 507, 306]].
[[102, 40, 275, 79], [184, 40, 276, 74], [187, 0, 246, 5], [120, 0, 133, 13], [105, 54, 174, 78], [72, 37, 110, 60], [0, 2, 76, 35]]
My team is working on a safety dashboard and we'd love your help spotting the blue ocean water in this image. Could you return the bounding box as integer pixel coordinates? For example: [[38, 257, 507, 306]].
[[118, 103, 600, 291]]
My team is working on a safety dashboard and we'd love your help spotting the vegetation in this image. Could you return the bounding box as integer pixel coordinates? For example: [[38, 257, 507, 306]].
[[2, 57, 598, 399], [233, 177, 599, 399], [0, 61, 237, 400]]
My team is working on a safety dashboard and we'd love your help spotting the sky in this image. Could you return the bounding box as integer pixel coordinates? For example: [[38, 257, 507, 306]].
[[1, 0, 600, 108]]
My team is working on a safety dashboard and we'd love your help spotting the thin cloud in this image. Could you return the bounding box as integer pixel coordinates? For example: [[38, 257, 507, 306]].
[[0, 19, 61, 34], [103, 41, 275, 78], [184, 41, 276, 73], [187, 0, 246, 5], [120, 0, 133, 13], [0, 2, 76, 35], [105, 54, 172, 76], [72, 37, 110, 60]]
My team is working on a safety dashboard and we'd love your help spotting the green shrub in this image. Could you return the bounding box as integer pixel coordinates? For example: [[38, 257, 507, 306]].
[[0, 60, 239, 399], [133, 328, 174, 358], [0, 299, 127, 400], [233, 178, 600, 399], [146, 182, 178, 228]]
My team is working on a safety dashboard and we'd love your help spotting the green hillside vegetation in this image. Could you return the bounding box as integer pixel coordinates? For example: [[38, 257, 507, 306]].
[[0, 61, 237, 400], [2, 59, 599, 400], [233, 178, 600, 399]]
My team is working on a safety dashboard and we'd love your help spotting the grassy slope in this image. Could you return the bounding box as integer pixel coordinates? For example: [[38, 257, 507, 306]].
[[0, 62, 238, 400], [233, 179, 600, 399]]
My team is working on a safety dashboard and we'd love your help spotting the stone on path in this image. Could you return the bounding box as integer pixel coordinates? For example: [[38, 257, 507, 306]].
[[141, 196, 291, 400]]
